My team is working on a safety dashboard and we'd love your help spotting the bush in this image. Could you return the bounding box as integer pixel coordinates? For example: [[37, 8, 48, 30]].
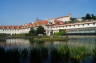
[[54, 29, 66, 36]]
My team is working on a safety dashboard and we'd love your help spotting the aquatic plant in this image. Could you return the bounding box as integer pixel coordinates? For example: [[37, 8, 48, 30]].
[[92, 48, 96, 63], [5, 49, 20, 63], [30, 47, 48, 63], [0, 45, 95, 63]]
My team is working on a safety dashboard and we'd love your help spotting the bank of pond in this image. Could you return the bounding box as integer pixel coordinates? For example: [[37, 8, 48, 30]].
[[0, 36, 69, 42], [0, 46, 96, 63]]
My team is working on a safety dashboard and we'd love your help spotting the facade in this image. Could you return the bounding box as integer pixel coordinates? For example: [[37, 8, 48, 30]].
[[48, 16, 71, 24], [76, 18, 83, 21], [0, 16, 96, 36], [56, 16, 71, 22], [0, 20, 48, 35], [0, 26, 30, 35], [45, 21, 96, 36]]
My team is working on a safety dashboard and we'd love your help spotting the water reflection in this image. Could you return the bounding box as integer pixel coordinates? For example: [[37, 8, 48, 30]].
[[0, 39, 31, 48], [0, 37, 96, 63], [0, 37, 96, 49], [68, 38, 96, 49]]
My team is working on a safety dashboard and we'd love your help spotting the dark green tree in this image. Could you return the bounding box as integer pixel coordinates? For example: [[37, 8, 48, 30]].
[[82, 17, 85, 20], [36, 26, 45, 35], [54, 29, 66, 36], [70, 18, 77, 23], [85, 13, 92, 20], [82, 13, 96, 20], [29, 28, 37, 36], [92, 14, 96, 20]]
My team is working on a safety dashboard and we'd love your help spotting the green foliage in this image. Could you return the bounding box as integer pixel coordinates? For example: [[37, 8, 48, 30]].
[[70, 18, 78, 23], [54, 32, 61, 36], [36, 26, 45, 35], [54, 29, 66, 36], [70, 47, 88, 60], [82, 13, 96, 20], [29, 28, 37, 36], [0, 33, 10, 37], [92, 14, 96, 20], [28, 26, 45, 36], [0, 45, 95, 63], [85, 13, 92, 20], [57, 45, 69, 55], [12, 34, 27, 37], [39, 36, 68, 41]]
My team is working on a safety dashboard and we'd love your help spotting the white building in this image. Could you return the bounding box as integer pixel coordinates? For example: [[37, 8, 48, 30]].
[[56, 16, 71, 22], [0, 26, 30, 35], [0, 15, 96, 36], [45, 21, 96, 36], [48, 16, 71, 24]]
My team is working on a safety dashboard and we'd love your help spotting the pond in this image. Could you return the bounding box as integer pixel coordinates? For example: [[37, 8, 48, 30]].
[[0, 37, 96, 63]]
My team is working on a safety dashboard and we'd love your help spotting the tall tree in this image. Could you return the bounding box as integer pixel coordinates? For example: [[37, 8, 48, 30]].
[[85, 13, 92, 20], [29, 28, 37, 36], [92, 14, 96, 20], [36, 26, 45, 35]]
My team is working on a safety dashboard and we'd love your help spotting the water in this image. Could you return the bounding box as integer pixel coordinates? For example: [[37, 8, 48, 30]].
[[0, 37, 96, 63]]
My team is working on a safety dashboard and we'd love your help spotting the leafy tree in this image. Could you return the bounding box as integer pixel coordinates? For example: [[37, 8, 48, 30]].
[[59, 29, 66, 35], [29, 28, 37, 36], [82, 17, 85, 20], [92, 14, 94, 19], [36, 26, 45, 35], [92, 14, 96, 20], [54, 29, 66, 36], [70, 18, 77, 23], [82, 13, 96, 20], [85, 13, 92, 20]]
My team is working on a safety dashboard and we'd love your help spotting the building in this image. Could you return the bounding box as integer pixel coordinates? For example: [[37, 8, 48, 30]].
[[45, 21, 96, 36], [48, 16, 71, 24], [0, 16, 96, 36], [32, 20, 48, 27], [0, 25, 30, 35], [0, 20, 48, 35]]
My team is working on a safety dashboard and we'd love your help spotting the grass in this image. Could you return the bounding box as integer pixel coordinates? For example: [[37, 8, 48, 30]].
[[0, 46, 96, 63], [29, 36, 69, 43]]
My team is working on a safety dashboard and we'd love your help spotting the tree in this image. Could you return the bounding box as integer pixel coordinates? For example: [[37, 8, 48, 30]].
[[54, 29, 66, 36], [82, 13, 96, 20], [29, 28, 37, 36], [59, 29, 66, 35], [36, 26, 45, 35], [70, 18, 77, 23], [92, 14, 96, 20], [85, 13, 92, 20]]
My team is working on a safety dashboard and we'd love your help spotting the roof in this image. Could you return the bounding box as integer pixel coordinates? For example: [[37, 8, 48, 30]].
[[47, 21, 96, 27], [0, 25, 25, 29], [56, 16, 70, 19], [54, 19, 65, 25], [32, 20, 48, 27]]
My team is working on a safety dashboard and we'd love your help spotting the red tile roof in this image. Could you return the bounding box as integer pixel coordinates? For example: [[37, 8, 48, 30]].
[[0, 25, 25, 29], [32, 20, 48, 27], [54, 19, 65, 25]]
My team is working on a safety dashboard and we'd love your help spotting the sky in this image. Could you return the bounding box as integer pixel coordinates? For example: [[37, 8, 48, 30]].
[[0, 0, 96, 25]]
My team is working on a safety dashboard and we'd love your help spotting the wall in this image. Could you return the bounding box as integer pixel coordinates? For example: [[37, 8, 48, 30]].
[[0, 28, 30, 35], [57, 16, 71, 22], [46, 22, 96, 36]]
